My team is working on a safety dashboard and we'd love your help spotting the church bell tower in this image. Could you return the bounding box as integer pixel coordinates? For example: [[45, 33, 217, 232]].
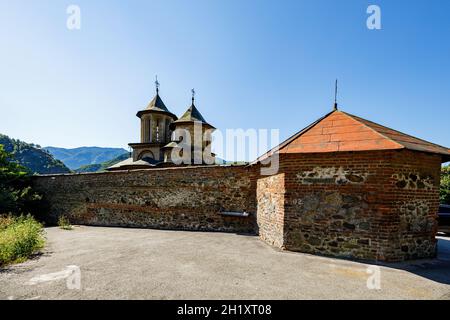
[[128, 77, 177, 163]]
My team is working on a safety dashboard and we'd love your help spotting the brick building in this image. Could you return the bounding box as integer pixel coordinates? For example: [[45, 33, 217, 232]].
[[33, 100, 450, 262], [255, 110, 450, 261]]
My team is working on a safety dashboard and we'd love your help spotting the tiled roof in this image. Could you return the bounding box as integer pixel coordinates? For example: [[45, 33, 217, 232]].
[[347, 113, 450, 157], [137, 93, 177, 119], [173, 103, 215, 128], [146, 93, 170, 113], [256, 110, 450, 162], [107, 158, 155, 170]]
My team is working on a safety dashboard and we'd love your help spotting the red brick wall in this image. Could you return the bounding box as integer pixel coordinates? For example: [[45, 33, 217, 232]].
[[277, 149, 442, 262], [33, 165, 257, 234]]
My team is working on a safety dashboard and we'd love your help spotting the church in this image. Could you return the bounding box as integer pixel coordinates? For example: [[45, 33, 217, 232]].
[[109, 80, 216, 171], [33, 80, 450, 262]]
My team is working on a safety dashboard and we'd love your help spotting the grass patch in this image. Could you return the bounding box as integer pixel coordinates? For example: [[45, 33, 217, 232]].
[[0, 215, 45, 266], [58, 216, 73, 230]]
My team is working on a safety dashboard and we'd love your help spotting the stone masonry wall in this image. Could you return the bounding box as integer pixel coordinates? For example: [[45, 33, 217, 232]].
[[256, 173, 285, 248], [279, 150, 442, 262], [33, 165, 257, 234], [390, 150, 441, 260], [33, 149, 442, 262]]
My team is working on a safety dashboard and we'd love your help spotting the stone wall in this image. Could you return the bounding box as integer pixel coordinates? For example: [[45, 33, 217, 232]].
[[33, 165, 257, 234], [390, 150, 441, 260], [256, 173, 285, 248], [277, 149, 442, 262], [33, 149, 442, 262]]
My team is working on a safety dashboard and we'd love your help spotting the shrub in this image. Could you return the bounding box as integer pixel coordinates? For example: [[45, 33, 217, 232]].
[[0, 214, 45, 266], [0, 145, 44, 217], [0, 215, 14, 230], [58, 216, 73, 230], [441, 165, 450, 205]]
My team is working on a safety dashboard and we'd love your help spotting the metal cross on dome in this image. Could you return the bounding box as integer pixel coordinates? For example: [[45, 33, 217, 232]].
[[155, 75, 160, 94], [191, 88, 195, 103]]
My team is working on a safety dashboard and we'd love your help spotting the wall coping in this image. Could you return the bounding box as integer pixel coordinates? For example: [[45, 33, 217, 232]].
[[33, 164, 250, 178]]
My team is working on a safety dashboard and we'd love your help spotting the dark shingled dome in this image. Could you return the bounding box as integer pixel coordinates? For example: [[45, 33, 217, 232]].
[[173, 103, 215, 128], [177, 104, 206, 122], [136, 93, 177, 119], [146, 93, 170, 113]]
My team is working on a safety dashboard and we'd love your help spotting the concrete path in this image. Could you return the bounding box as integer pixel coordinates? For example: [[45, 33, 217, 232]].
[[1, 226, 449, 300]]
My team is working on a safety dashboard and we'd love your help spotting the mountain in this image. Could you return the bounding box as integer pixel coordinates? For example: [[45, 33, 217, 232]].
[[75, 155, 233, 172], [74, 153, 129, 173], [0, 134, 71, 174], [214, 157, 248, 165], [45, 146, 128, 170]]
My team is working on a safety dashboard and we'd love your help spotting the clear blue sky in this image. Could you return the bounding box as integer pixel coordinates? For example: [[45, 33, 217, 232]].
[[1, 0, 449, 161]]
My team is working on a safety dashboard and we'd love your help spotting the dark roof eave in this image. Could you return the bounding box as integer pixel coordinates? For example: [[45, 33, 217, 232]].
[[136, 109, 178, 120], [128, 142, 167, 148], [107, 165, 153, 171], [172, 120, 216, 130]]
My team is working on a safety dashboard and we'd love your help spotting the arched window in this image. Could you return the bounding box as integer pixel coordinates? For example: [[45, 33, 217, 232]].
[[155, 119, 160, 142], [165, 119, 171, 142], [139, 150, 155, 162], [146, 118, 151, 142]]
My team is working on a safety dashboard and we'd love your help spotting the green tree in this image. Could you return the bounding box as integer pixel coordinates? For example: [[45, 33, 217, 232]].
[[441, 165, 450, 205], [0, 145, 43, 215]]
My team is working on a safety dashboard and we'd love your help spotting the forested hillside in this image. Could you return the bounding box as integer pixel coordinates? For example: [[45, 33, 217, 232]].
[[0, 134, 70, 174]]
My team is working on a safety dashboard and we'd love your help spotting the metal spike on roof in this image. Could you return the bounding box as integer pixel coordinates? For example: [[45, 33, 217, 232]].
[[333, 79, 338, 111], [155, 75, 160, 94]]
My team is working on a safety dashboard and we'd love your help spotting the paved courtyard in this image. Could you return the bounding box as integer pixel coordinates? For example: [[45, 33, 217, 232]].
[[1, 226, 449, 300]]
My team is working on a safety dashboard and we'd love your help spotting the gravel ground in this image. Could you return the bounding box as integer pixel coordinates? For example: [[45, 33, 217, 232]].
[[1, 226, 449, 300]]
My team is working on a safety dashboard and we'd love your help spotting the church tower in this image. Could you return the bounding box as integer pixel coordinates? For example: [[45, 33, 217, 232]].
[[129, 78, 177, 163], [163, 89, 215, 165]]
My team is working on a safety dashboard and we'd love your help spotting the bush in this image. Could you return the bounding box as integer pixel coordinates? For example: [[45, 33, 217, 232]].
[[0, 215, 45, 266], [58, 216, 73, 230], [0, 145, 44, 217], [441, 165, 450, 205]]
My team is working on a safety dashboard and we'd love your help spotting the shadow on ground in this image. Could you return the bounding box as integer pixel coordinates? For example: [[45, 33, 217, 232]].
[[0, 251, 53, 274], [377, 236, 450, 286]]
